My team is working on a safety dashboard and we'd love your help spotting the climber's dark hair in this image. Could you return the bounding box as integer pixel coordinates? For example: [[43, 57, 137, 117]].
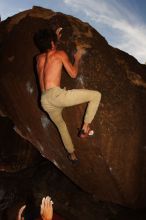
[[33, 28, 57, 52]]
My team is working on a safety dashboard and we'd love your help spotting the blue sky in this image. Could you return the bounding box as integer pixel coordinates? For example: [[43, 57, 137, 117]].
[[0, 0, 146, 64]]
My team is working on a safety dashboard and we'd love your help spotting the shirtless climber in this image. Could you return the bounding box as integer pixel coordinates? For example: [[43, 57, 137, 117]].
[[34, 28, 101, 162]]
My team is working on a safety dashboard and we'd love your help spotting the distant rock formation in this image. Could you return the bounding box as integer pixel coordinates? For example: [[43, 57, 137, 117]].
[[0, 6, 146, 208]]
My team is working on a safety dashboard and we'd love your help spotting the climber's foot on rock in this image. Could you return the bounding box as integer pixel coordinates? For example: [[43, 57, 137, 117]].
[[78, 124, 94, 138], [68, 152, 79, 164]]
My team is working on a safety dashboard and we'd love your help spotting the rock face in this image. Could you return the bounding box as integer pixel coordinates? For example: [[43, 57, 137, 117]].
[[0, 6, 146, 207], [0, 116, 43, 172]]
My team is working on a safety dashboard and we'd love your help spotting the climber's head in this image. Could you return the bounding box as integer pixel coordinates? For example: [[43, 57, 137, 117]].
[[34, 28, 57, 53]]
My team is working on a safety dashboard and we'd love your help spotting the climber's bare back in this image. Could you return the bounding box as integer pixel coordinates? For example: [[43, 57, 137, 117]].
[[37, 49, 79, 92], [36, 50, 63, 92]]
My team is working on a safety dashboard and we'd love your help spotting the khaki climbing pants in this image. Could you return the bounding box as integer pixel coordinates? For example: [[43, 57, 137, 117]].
[[41, 87, 101, 154]]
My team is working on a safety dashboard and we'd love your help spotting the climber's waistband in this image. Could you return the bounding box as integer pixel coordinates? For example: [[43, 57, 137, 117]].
[[42, 86, 66, 95]]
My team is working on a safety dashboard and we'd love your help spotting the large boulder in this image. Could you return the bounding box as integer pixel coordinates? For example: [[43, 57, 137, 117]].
[[0, 6, 146, 207]]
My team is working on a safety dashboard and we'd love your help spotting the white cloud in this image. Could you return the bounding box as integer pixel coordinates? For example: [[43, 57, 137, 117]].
[[63, 0, 146, 63]]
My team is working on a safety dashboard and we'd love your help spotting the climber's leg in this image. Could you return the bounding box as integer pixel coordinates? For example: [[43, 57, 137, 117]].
[[48, 109, 78, 162], [51, 88, 101, 136]]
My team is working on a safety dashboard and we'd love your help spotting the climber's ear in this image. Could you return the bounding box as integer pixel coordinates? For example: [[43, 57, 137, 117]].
[[56, 27, 63, 40]]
